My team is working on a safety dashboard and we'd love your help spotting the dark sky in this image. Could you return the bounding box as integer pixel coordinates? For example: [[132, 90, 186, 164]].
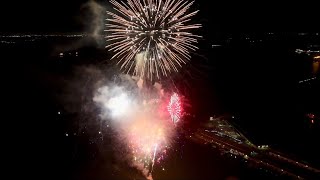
[[0, 0, 319, 33]]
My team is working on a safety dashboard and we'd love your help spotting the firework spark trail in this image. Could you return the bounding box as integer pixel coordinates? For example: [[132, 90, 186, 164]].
[[106, 0, 201, 79], [150, 143, 158, 174]]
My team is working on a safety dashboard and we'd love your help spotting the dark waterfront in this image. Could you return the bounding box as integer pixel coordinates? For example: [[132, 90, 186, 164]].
[[2, 33, 319, 179]]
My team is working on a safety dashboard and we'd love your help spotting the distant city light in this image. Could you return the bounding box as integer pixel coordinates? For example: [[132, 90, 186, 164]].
[[212, 44, 222, 48], [295, 48, 320, 55], [58, 111, 61, 115], [311, 120, 314, 124], [299, 77, 317, 83], [65, 133, 68, 137]]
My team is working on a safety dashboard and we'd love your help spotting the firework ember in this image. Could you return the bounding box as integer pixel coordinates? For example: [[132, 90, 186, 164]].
[[106, 0, 201, 79]]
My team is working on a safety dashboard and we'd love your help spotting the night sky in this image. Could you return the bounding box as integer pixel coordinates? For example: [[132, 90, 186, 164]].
[[1, 0, 320, 33], [2, 1, 320, 179]]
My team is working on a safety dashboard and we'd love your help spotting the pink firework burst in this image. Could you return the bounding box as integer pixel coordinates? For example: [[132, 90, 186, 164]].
[[167, 92, 181, 124]]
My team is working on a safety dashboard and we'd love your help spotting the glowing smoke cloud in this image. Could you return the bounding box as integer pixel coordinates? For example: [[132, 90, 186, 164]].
[[93, 77, 175, 179], [107, 93, 131, 117], [106, 0, 201, 79], [81, 0, 106, 46], [93, 85, 136, 120]]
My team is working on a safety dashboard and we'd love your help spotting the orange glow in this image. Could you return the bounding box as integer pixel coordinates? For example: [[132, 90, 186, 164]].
[[314, 56, 320, 59], [313, 61, 319, 75]]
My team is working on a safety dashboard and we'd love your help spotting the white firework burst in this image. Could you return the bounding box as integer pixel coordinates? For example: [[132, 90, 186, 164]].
[[106, 0, 201, 79]]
